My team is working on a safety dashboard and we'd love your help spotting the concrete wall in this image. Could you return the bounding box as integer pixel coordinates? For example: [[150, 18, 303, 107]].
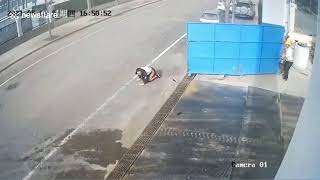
[[262, 0, 287, 27], [275, 1, 320, 178]]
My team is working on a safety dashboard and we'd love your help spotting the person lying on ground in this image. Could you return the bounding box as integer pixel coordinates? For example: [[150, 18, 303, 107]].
[[135, 66, 161, 85]]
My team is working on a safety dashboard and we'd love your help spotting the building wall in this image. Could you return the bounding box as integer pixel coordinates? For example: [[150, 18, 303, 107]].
[[262, 0, 287, 27], [275, 1, 320, 178]]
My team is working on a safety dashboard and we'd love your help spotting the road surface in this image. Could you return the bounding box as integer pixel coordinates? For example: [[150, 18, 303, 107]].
[[0, 0, 259, 179], [0, 0, 218, 179]]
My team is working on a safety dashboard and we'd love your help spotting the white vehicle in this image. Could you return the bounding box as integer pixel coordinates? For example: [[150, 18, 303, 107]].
[[200, 10, 220, 23]]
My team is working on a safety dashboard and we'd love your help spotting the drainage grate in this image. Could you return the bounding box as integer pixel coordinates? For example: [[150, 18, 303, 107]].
[[106, 74, 195, 180]]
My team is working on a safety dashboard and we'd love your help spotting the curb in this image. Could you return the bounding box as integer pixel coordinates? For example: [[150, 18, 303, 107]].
[[0, 0, 162, 74]]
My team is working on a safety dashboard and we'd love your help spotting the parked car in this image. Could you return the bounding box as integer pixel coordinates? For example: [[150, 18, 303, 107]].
[[235, 0, 255, 19], [200, 10, 220, 23]]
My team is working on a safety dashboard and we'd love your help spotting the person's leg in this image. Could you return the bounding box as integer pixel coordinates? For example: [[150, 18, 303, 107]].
[[151, 67, 161, 79], [283, 61, 293, 80], [287, 61, 293, 78], [149, 68, 157, 82], [283, 61, 289, 80]]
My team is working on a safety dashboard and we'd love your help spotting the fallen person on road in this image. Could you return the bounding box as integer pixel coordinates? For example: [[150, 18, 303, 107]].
[[135, 66, 161, 85]]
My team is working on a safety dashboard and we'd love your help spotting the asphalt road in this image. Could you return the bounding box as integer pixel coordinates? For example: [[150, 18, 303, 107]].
[[0, 0, 220, 179]]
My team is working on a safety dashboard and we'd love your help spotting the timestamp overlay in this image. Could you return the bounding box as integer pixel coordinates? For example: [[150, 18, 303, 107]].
[[80, 9, 112, 17]]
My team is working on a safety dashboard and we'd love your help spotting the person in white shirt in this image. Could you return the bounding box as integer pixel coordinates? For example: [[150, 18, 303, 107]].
[[135, 66, 161, 85], [283, 40, 294, 81]]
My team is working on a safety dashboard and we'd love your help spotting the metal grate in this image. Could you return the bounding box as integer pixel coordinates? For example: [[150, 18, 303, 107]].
[[106, 74, 195, 180]]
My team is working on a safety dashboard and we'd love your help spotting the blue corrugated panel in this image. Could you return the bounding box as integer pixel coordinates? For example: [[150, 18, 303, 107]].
[[187, 22, 284, 75], [239, 43, 262, 59], [262, 26, 284, 43], [260, 59, 279, 74], [239, 59, 260, 74], [240, 25, 262, 42], [215, 42, 239, 59], [187, 42, 214, 74], [188, 23, 215, 42], [213, 59, 239, 74], [261, 43, 283, 59], [215, 24, 241, 42]]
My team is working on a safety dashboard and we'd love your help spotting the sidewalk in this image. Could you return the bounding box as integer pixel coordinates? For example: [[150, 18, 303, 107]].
[[0, 0, 162, 74], [196, 66, 311, 98]]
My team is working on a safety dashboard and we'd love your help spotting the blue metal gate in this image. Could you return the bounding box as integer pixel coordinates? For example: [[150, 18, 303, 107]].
[[187, 23, 285, 75]]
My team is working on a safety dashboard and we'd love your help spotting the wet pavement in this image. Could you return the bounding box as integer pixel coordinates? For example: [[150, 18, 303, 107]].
[[26, 129, 128, 180], [122, 80, 304, 179]]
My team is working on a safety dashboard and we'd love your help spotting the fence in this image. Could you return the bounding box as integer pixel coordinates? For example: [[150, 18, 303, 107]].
[[0, 0, 119, 46], [187, 22, 285, 75], [0, 18, 17, 45]]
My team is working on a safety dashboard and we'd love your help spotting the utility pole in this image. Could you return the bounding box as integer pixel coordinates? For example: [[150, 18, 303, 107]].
[[231, 0, 236, 23], [225, 0, 231, 23], [87, 0, 92, 11], [45, 0, 52, 40]]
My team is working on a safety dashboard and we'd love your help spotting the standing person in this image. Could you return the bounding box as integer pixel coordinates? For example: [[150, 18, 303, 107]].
[[281, 35, 290, 74], [283, 40, 294, 81]]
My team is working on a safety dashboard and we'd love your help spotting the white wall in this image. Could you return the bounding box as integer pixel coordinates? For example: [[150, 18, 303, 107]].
[[262, 0, 287, 27], [275, 2, 320, 178]]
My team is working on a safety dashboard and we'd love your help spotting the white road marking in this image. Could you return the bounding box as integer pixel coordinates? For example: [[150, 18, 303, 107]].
[[0, 28, 101, 88], [2, 37, 90, 88], [22, 33, 186, 180], [147, 33, 186, 66]]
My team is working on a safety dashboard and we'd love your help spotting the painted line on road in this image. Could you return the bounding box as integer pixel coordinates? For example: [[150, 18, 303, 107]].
[[22, 33, 186, 180], [0, 0, 167, 88], [1, 30, 108, 88], [0, 28, 103, 88], [147, 33, 186, 66]]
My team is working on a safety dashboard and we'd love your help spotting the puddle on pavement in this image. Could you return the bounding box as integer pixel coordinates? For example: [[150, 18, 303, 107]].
[[56, 129, 128, 179]]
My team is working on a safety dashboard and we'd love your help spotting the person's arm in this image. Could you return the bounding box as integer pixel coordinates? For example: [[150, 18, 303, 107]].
[[142, 74, 149, 84], [138, 69, 148, 84]]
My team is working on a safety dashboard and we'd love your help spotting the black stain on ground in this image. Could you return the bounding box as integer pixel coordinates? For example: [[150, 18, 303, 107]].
[[56, 167, 105, 180], [20, 129, 75, 164], [56, 129, 128, 179], [53, 128, 75, 145], [6, 82, 19, 91]]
